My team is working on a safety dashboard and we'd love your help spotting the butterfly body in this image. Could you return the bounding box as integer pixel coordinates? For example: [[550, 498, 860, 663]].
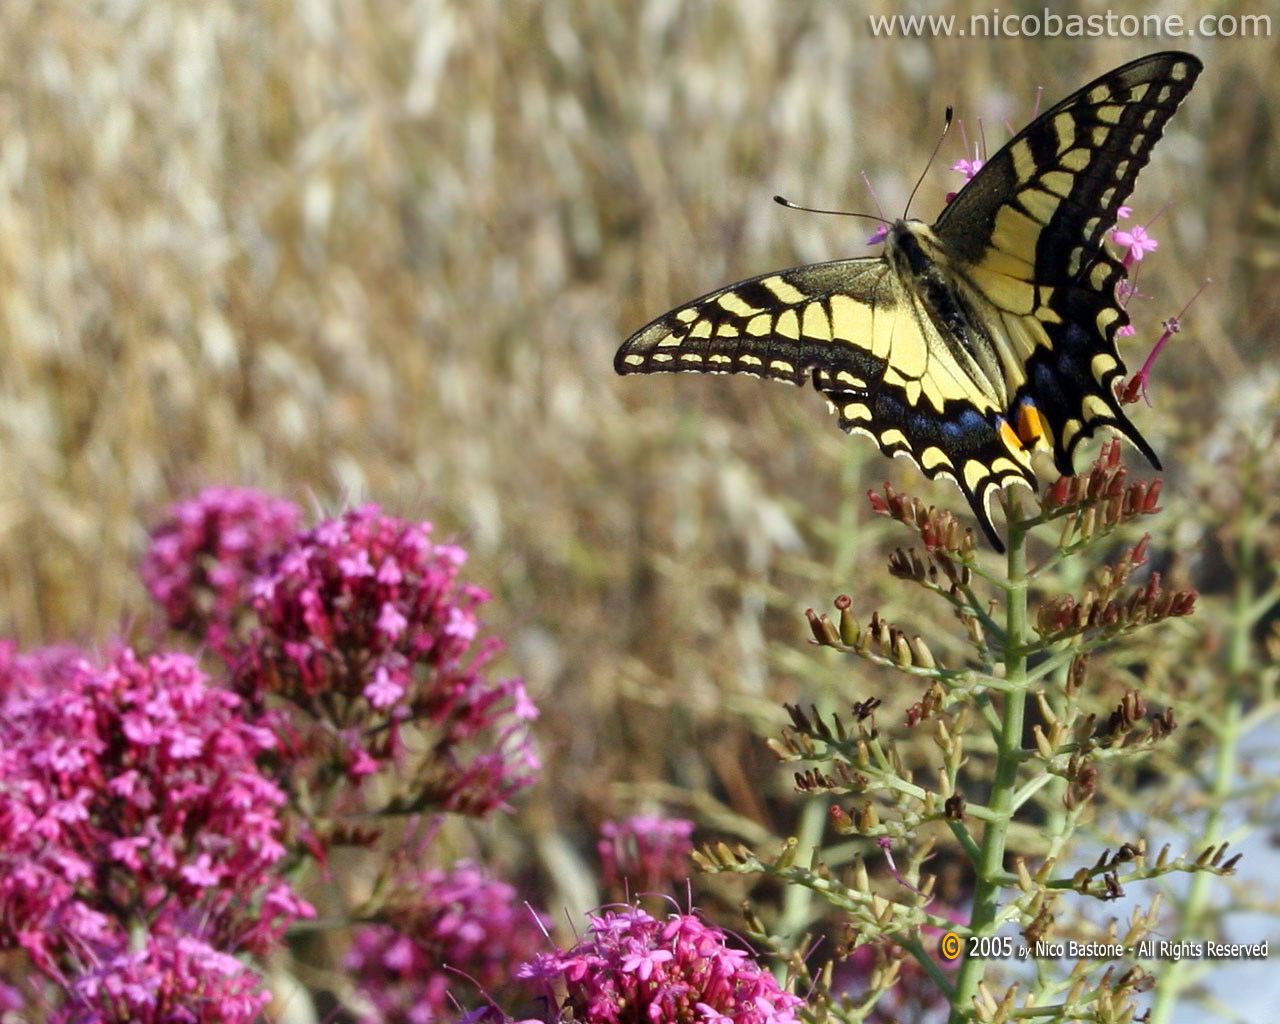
[[615, 52, 1202, 550]]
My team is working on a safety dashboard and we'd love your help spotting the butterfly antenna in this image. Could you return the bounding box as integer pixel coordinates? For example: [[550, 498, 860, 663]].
[[904, 105, 953, 219], [772, 194, 884, 225]]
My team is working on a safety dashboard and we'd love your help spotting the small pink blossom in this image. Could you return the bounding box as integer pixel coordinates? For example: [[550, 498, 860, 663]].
[[950, 154, 984, 180], [180, 853, 222, 888], [1113, 223, 1158, 264], [377, 601, 409, 640], [365, 664, 406, 709], [622, 944, 673, 980]]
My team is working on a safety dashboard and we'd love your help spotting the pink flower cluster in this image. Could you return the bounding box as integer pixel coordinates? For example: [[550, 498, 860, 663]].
[[237, 503, 539, 816], [50, 934, 269, 1024], [141, 486, 302, 655], [0, 646, 312, 1013], [598, 815, 694, 894], [346, 861, 550, 1023], [519, 907, 803, 1024], [1, 488, 546, 1020]]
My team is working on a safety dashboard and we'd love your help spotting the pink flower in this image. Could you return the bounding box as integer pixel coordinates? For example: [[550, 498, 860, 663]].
[[949, 154, 984, 180], [1113, 223, 1158, 264], [621, 946, 673, 980], [521, 907, 803, 1024], [180, 853, 222, 888], [377, 601, 409, 640], [365, 664, 406, 709]]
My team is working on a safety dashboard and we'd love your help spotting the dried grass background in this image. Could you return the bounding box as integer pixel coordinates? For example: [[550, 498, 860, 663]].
[[1, 0, 1276, 939]]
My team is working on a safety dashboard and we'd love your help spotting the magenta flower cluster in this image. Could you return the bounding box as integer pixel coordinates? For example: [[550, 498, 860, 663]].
[[141, 486, 302, 655], [50, 934, 270, 1024], [237, 503, 539, 816], [518, 907, 803, 1024], [346, 861, 551, 1023], [1, 487, 548, 1020], [0, 646, 312, 1016], [598, 815, 694, 893]]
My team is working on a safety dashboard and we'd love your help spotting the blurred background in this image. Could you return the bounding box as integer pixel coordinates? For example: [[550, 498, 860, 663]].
[[0, 0, 1275, 985]]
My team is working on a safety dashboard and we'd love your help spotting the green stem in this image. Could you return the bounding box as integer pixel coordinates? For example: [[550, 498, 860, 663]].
[[949, 494, 1031, 1022], [1147, 494, 1255, 1024]]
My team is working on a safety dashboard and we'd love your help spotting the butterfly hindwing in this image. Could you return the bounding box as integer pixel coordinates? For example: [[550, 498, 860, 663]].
[[615, 52, 1202, 550]]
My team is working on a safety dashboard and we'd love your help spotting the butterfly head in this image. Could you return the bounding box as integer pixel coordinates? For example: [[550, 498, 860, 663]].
[[881, 219, 946, 280]]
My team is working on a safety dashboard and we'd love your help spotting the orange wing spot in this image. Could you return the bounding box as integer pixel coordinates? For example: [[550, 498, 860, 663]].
[[998, 418, 1024, 457], [997, 414, 1038, 473], [1016, 401, 1052, 452]]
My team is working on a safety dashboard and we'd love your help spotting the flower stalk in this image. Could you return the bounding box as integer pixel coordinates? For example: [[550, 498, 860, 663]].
[[949, 490, 1032, 1021]]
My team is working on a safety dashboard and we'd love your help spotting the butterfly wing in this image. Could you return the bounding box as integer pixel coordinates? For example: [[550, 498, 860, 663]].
[[934, 51, 1202, 476], [615, 260, 1039, 549]]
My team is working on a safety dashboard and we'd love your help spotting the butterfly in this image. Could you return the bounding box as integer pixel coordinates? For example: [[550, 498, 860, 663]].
[[614, 52, 1202, 551]]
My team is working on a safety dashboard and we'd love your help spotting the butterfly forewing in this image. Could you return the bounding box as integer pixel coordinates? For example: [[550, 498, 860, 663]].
[[615, 260, 886, 388]]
